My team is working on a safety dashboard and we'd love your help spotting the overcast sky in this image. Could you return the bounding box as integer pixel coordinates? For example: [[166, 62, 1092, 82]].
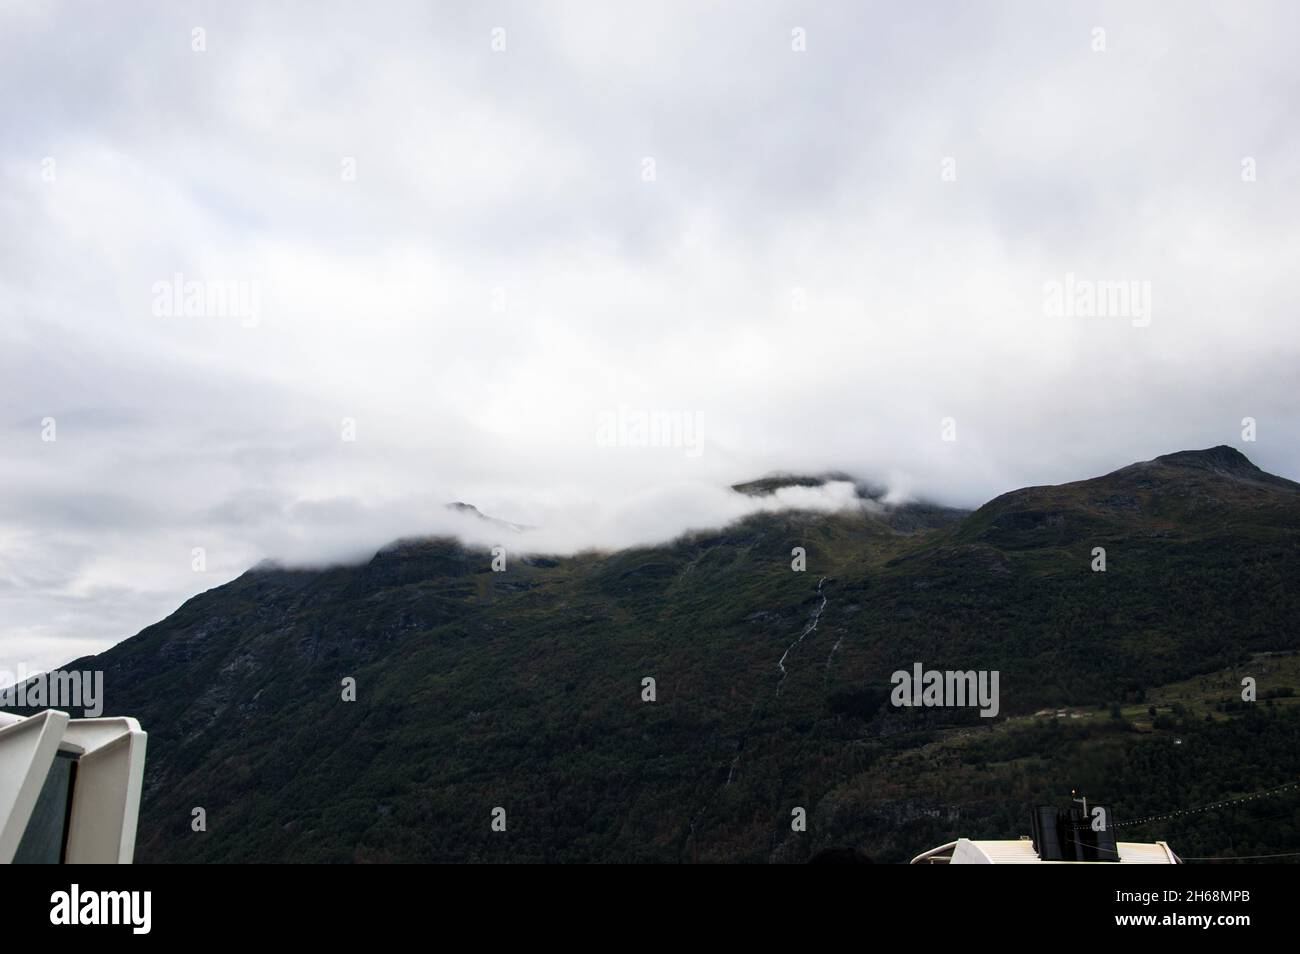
[[3, 1, 1299, 672]]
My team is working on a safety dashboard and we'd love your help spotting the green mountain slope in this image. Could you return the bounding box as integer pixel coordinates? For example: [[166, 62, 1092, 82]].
[[40, 447, 1300, 862]]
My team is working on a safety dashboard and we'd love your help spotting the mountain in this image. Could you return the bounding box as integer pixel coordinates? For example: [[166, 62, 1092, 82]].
[[445, 501, 530, 534], [730, 471, 970, 533], [37, 447, 1300, 862]]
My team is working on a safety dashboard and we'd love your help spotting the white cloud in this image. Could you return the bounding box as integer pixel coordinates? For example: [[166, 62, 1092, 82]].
[[3, 0, 1299, 670]]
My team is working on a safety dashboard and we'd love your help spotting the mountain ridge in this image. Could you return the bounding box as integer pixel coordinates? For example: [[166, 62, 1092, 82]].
[[22, 445, 1300, 863]]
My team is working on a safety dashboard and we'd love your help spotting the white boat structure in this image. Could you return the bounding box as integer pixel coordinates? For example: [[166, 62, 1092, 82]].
[[0, 709, 147, 863], [911, 798, 1180, 864], [911, 837, 1180, 864]]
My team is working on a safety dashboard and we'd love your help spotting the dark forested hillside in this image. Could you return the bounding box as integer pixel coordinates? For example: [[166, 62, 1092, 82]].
[[47, 447, 1300, 862]]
